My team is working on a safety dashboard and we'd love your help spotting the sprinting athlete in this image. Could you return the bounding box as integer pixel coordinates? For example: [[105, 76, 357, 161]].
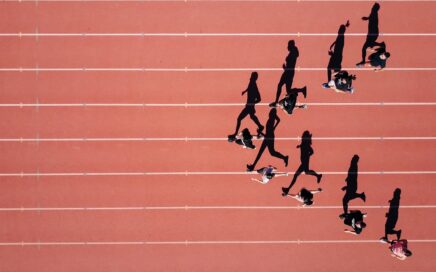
[[341, 210, 367, 235], [251, 165, 288, 184], [322, 70, 356, 94], [232, 128, 256, 149], [278, 87, 308, 115], [283, 187, 322, 206], [357, 42, 391, 71]]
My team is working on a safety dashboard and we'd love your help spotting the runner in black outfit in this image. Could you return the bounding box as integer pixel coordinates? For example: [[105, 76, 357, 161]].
[[233, 128, 256, 149], [322, 70, 356, 94], [341, 210, 367, 235], [228, 72, 264, 141], [269, 40, 306, 108], [277, 86, 307, 115], [359, 42, 391, 70], [246, 108, 289, 172], [283, 187, 322, 206]]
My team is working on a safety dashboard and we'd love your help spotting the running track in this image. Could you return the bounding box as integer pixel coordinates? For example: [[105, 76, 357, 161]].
[[1, 1, 436, 271]]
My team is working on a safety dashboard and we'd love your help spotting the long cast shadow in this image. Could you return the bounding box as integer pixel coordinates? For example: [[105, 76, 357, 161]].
[[381, 188, 402, 241], [246, 108, 288, 171], [326, 21, 349, 82], [281, 130, 322, 195], [269, 40, 306, 107], [340, 155, 366, 216], [356, 2, 385, 66], [228, 72, 264, 140], [322, 21, 356, 93]]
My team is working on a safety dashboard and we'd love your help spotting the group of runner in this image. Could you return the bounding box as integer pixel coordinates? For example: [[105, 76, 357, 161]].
[[227, 2, 409, 260], [323, 3, 390, 93]]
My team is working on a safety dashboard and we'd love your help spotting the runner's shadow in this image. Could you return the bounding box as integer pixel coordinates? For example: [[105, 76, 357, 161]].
[[270, 40, 299, 106], [327, 21, 349, 82], [341, 155, 366, 216], [282, 130, 322, 194], [357, 3, 386, 65], [381, 188, 402, 241], [247, 108, 288, 171], [228, 72, 264, 140]]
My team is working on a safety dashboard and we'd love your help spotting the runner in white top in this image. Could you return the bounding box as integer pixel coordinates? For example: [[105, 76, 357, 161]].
[[251, 166, 288, 184]]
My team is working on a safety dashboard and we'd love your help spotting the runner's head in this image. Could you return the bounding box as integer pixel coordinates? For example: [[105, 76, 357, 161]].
[[242, 128, 251, 139], [266, 172, 275, 179], [304, 199, 313, 206], [356, 222, 367, 229], [404, 250, 412, 257], [380, 52, 391, 60]]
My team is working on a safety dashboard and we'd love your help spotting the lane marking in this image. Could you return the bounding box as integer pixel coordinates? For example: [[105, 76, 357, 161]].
[[1, 32, 436, 37], [0, 239, 435, 247], [0, 136, 435, 142], [0, 102, 435, 107], [0, 67, 435, 72], [2, 0, 436, 2], [1, 205, 435, 212], [0, 171, 434, 177]]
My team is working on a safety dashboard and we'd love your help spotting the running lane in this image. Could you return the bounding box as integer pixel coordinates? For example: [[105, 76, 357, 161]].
[[0, 174, 433, 208], [1, 71, 436, 104], [1, 2, 435, 33], [0, 106, 434, 138]]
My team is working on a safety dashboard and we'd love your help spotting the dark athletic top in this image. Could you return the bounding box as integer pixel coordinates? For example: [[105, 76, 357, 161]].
[[242, 129, 253, 141], [344, 211, 364, 234], [300, 188, 313, 202], [282, 94, 297, 113], [369, 50, 387, 68], [333, 71, 353, 92]]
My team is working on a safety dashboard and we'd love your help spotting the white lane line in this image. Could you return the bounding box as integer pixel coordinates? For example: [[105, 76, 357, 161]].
[[0, 136, 435, 142], [2, 33, 436, 37], [0, 67, 435, 72], [0, 171, 434, 177], [0, 205, 435, 212], [0, 239, 435, 247], [0, 102, 435, 107], [2, 0, 436, 2]]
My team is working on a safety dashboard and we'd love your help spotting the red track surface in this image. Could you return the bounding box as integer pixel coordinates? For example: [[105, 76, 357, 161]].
[[1, 1, 436, 271]]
